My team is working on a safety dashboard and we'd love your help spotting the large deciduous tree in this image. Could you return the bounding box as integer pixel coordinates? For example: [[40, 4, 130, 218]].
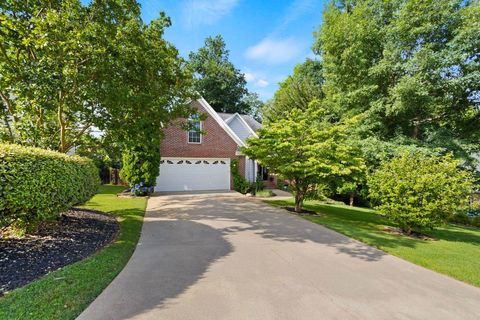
[[314, 0, 480, 164], [243, 103, 365, 213], [188, 35, 251, 114], [260, 58, 324, 123], [0, 0, 194, 153]]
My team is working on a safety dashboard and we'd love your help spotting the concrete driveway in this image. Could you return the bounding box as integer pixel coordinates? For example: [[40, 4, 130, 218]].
[[78, 192, 480, 320]]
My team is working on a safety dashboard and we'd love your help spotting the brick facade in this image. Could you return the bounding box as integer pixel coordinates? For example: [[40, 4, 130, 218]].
[[160, 100, 245, 189]]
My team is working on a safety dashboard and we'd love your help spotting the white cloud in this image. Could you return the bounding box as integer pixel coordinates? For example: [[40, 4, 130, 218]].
[[256, 79, 270, 88], [244, 72, 255, 82], [182, 0, 239, 28], [245, 37, 304, 64], [242, 70, 270, 88], [278, 0, 316, 33]]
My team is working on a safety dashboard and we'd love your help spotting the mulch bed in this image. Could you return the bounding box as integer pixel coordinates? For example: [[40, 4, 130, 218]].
[[0, 209, 119, 295], [283, 207, 319, 216]]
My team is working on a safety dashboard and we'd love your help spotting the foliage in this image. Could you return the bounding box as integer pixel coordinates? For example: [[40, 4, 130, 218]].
[[314, 0, 480, 162], [255, 189, 275, 198], [254, 176, 265, 193], [0, 143, 99, 233], [265, 198, 480, 287], [448, 212, 474, 226], [75, 134, 122, 184], [261, 58, 324, 123], [241, 92, 264, 122], [244, 104, 365, 212], [120, 141, 160, 188], [0, 185, 146, 319], [129, 182, 154, 197], [0, 0, 194, 152], [230, 158, 250, 194], [188, 35, 251, 114], [368, 151, 474, 233]]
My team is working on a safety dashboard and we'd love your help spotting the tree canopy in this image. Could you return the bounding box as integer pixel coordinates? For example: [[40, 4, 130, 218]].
[[0, 0, 194, 153], [188, 35, 251, 114], [244, 103, 365, 212], [260, 58, 324, 123], [314, 0, 480, 163]]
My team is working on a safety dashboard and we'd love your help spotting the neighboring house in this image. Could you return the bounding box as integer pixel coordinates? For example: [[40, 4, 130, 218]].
[[155, 97, 268, 192]]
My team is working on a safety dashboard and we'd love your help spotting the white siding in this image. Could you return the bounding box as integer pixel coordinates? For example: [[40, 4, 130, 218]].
[[245, 157, 257, 182], [228, 116, 254, 143]]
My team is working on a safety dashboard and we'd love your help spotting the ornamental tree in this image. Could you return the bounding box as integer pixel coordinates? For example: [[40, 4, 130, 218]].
[[368, 151, 474, 234], [243, 103, 365, 213]]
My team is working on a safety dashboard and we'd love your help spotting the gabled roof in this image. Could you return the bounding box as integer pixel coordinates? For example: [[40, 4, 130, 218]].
[[196, 98, 246, 147], [195, 97, 262, 147], [217, 113, 262, 133]]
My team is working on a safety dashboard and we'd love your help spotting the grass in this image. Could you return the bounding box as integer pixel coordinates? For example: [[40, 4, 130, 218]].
[[265, 198, 480, 287], [255, 189, 275, 197], [0, 185, 147, 320]]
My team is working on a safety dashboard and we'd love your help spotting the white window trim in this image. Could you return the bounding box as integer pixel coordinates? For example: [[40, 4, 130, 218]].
[[187, 120, 202, 144]]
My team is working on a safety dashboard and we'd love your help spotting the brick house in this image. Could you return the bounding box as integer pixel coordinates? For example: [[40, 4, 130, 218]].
[[155, 97, 269, 192]]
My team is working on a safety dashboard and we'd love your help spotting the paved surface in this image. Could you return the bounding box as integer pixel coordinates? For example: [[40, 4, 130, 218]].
[[78, 192, 480, 320]]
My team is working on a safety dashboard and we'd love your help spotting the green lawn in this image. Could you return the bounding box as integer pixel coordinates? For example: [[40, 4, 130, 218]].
[[0, 185, 147, 320], [266, 199, 480, 287]]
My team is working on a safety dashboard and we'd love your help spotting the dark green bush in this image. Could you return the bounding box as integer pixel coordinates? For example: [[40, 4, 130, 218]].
[[231, 159, 250, 194], [448, 212, 472, 226], [0, 143, 99, 233], [120, 143, 160, 187], [473, 216, 480, 228]]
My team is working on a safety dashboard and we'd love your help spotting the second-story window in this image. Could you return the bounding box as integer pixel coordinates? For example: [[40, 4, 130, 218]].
[[188, 115, 202, 143]]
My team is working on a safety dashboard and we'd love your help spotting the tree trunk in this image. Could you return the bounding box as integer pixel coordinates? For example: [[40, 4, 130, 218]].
[[412, 116, 420, 139], [2, 114, 15, 142], [58, 108, 66, 152], [58, 91, 66, 153], [349, 193, 354, 206], [294, 192, 304, 213]]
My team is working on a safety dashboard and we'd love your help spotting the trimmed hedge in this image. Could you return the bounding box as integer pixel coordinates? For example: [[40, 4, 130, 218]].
[[0, 143, 99, 232]]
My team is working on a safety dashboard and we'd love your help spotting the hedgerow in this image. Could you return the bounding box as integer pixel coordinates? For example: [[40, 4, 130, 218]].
[[0, 143, 99, 233]]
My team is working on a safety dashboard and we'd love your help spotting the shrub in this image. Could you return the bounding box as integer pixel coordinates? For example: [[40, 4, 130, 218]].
[[129, 182, 154, 196], [368, 151, 474, 234], [231, 159, 250, 194], [120, 143, 159, 187], [473, 216, 480, 228], [0, 143, 99, 233], [448, 212, 473, 226], [254, 176, 265, 192], [256, 190, 275, 197]]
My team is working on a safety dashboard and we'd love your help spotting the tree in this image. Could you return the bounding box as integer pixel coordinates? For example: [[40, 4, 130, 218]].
[[241, 92, 264, 122], [0, 0, 194, 153], [314, 0, 480, 164], [260, 58, 324, 123], [243, 103, 365, 213], [188, 35, 250, 114], [368, 151, 474, 234]]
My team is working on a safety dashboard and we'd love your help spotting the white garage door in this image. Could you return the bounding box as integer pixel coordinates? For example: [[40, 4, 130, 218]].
[[155, 158, 231, 192]]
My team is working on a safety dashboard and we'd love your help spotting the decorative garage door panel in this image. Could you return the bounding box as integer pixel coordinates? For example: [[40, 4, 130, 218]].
[[155, 158, 231, 192]]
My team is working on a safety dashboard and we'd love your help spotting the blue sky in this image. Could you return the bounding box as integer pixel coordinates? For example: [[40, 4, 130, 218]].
[[140, 0, 326, 100]]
